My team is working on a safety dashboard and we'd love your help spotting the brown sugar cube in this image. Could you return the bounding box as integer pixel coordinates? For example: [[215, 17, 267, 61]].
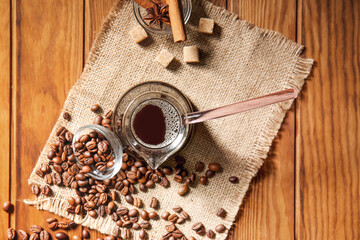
[[183, 46, 199, 63], [199, 18, 215, 34], [155, 49, 174, 68], [129, 26, 148, 43]]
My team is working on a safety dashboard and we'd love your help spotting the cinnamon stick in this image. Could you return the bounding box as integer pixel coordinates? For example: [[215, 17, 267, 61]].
[[133, 0, 155, 9], [166, 0, 187, 42]]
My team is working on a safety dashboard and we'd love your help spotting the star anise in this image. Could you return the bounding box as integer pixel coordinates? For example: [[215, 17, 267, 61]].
[[142, 2, 170, 29]]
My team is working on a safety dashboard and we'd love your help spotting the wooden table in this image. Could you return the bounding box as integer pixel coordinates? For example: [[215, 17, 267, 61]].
[[0, 0, 359, 239]]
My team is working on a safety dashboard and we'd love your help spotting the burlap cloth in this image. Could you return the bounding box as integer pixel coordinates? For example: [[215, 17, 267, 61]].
[[26, 0, 313, 239]]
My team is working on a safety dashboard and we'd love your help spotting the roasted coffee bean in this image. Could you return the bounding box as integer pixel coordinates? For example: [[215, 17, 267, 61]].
[[168, 213, 179, 223], [173, 205, 182, 212], [177, 184, 189, 196], [139, 183, 147, 192], [75, 205, 82, 215], [29, 233, 40, 240], [91, 104, 100, 112], [3, 201, 12, 213], [40, 163, 50, 172], [132, 222, 140, 230], [7, 228, 16, 239], [117, 207, 129, 216], [175, 156, 186, 165], [63, 112, 71, 121], [179, 211, 189, 219], [41, 185, 51, 195], [111, 212, 119, 221], [161, 211, 170, 220], [98, 205, 105, 217], [173, 175, 183, 183], [162, 166, 173, 175], [188, 237, 196, 240], [44, 174, 52, 185], [82, 229, 90, 239], [125, 195, 134, 204], [123, 229, 131, 239], [165, 223, 176, 232], [208, 162, 222, 172], [195, 161, 205, 172], [89, 210, 97, 218], [196, 228, 205, 235], [192, 222, 204, 231], [148, 211, 157, 219], [145, 180, 154, 188], [116, 220, 123, 227], [68, 221, 76, 229], [67, 197, 75, 206], [140, 210, 148, 220], [205, 170, 215, 178], [128, 209, 139, 217], [30, 225, 42, 234], [216, 208, 227, 218], [139, 229, 146, 239], [82, 165, 92, 173], [73, 236, 81, 240], [176, 217, 185, 224], [54, 232, 69, 240], [93, 115, 103, 125], [160, 176, 169, 187], [162, 232, 172, 239], [107, 201, 115, 211], [18, 230, 28, 240], [48, 222, 58, 231], [47, 150, 56, 160], [46, 217, 57, 224], [122, 220, 132, 228], [120, 186, 129, 195], [215, 224, 226, 233], [149, 197, 158, 208], [39, 230, 50, 240], [31, 185, 40, 196], [36, 169, 44, 178], [134, 197, 141, 207], [229, 176, 239, 183], [139, 220, 150, 229], [206, 229, 215, 238], [104, 110, 113, 118], [199, 176, 207, 185], [58, 222, 70, 230]]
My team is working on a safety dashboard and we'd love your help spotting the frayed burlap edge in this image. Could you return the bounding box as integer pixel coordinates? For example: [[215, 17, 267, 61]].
[[25, 0, 314, 238]]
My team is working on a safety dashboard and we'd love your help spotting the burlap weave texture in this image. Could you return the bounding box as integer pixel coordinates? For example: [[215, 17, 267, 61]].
[[26, 0, 313, 239]]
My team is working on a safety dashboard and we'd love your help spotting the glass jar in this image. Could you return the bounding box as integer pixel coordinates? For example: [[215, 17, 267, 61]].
[[133, 0, 192, 35], [72, 125, 123, 180]]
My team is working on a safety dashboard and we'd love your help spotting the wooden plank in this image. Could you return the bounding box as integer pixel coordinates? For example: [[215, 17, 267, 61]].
[[11, 0, 84, 238], [0, 0, 11, 235], [84, 0, 117, 238], [296, 0, 360, 239], [226, 0, 297, 239]]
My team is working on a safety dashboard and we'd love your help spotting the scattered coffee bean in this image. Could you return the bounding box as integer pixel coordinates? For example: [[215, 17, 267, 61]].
[[18, 230, 28, 240], [139, 220, 150, 229], [162, 166, 173, 175], [123, 229, 131, 239], [140, 210, 148, 220], [215, 224, 226, 233], [173, 205, 182, 212], [168, 213, 179, 223], [31, 185, 40, 196], [205, 170, 215, 178], [128, 209, 138, 217], [161, 211, 170, 220], [199, 176, 207, 185], [90, 104, 100, 112], [208, 162, 222, 172], [93, 115, 103, 125], [2, 201, 13, 213], [206, 229, 216, 238], [177, 184, 189, 196], [7, 228, 16, 240], [82, 229, 90, 239], [176, 217, 185, 224], [29, 233, 39, 240], [125, 195, 134, 204], [165, 223, 176, 232], [216, 208, 227, 218], [229, 176, 239, 183], [54, 232, 69, 240], [67, 197, 75, 206], [63, 112, 71, 121], [148, 211, 157, 219], [48, 222, 58, 231], [179, 210, 189, 220], [89, 210, 97, 218], [149, 197, 158, 208], [39, 230, 50, 240], [30, 225, 42, 234], [134, 197, 141, 207], [139, 229, 146, 239], [192, 222, 204, 231], [195, 161, 205, 172], [160, 176, 169, 187], [40, 185, 51, 196], [172, 229, 183, 238]]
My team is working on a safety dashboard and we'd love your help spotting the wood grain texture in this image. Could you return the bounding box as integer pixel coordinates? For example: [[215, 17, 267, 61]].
[[0, 0, 11, 235], [84, 0, 117, 238], [296, 0, 360, 239], [11, 0, 84, 237], [225, 0, 297, 239]]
